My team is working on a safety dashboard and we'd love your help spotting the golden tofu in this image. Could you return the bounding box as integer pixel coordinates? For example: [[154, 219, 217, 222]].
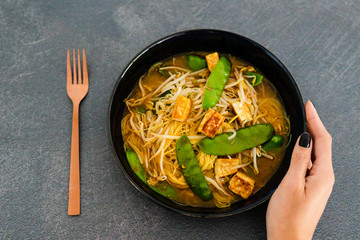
[[206, 52, 219, 72], [198, 109, 225, 138], [215, 158, 240, 177], [229, 171, 255, 199], [232, 102, 253, 124], [198, 108, 215, 131], [172, 95, 192, 122]]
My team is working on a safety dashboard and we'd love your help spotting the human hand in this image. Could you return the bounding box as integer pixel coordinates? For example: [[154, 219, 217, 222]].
[[266, 100, 335, 240]]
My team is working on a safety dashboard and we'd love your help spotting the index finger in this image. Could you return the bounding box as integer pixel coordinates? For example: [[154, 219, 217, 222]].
[[305, 100, 333, 170]]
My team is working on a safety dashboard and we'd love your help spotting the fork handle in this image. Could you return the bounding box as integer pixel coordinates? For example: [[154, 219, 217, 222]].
[[68, 102, 80, 215]]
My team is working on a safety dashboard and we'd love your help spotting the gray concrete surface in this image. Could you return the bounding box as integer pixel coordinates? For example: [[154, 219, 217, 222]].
[[0, 0, 359, 239]]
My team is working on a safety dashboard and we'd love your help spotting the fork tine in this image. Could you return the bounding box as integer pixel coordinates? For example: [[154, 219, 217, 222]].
[[82, 49, 88, 86], [77, 49, 82, 84], [67, 50, 72, 86], [73, 49, 77, 84]]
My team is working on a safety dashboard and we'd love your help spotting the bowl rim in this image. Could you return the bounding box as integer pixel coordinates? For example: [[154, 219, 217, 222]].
[[107, 29, 306, 218]]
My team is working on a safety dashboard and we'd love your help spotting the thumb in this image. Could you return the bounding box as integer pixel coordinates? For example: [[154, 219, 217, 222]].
[[286, 132, 312, 181]]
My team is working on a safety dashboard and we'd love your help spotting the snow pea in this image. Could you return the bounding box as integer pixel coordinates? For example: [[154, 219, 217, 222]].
[[202, 56, 231, 109], [187, 55, 207, 71], [158, 69, 169, 77], [126, 149, 146, 183], [262, 135, 284, 152], [135, 105, 147, 114], [151, 183, 177, 200], [176, 135, 213, 201], [126, 149, 177, 200], [197, 124, 274, 155], [158, 63, 170, 77], [244, 71, 263, 86]]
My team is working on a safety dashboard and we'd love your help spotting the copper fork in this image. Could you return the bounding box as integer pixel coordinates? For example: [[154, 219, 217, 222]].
[[66, 49, 88, 215]]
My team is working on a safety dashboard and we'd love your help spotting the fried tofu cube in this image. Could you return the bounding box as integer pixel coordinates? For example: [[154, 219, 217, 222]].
[[232, 102, 253, 124], [172, 95, 192, 122], [198, 109, 225, 138], [215, 158, 240, 177], [229, 171, 255, 199], [206, 52, 219, 72]]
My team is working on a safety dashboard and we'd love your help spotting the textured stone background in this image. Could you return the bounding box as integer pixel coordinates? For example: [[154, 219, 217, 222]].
[[0, 0, 359, 239]]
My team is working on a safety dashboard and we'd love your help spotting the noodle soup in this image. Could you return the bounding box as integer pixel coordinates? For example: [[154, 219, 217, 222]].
[[121, 52, 290, 208]]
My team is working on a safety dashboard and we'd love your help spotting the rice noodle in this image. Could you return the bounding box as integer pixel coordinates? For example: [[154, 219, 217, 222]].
[[159, 66, 190, 72], [252, 147, 259, 174], [138, 77, 146, 97], [188, 68, 207, 76], [159, 148, 167, 179], [205, 176, 231, 196], [261, 152, 274, 160], [150, 133, 206, 140], [227, 129, 237, 140], [231, 162, 251, 170]]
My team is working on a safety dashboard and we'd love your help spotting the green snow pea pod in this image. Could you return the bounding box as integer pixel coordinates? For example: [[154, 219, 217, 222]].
[[202, 56, 231, 109], [158, 69, 169, 76], [126, 149, 177, 200], [158, 63, 170, 77], [176, 135, 213, 201], [187, 55, 207, 71], [197, 124, 274, 155], [244, 71, 263, 86], [135, 105, 147, 114], [262, 135, 284, 152], [126, 149, 146, 183], [151, 183, 177, 200]]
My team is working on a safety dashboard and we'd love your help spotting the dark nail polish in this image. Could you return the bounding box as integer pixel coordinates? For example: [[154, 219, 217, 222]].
[[299, 132, 311, 148]]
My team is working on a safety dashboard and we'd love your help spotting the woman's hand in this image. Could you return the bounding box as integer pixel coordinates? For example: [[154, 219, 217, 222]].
[[266, 100, 335, 240]]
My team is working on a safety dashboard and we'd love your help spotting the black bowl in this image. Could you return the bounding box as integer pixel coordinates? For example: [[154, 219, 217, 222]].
[[108, 29, 306, 217]]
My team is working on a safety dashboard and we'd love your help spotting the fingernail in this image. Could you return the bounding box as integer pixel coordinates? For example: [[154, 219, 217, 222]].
[[299, 132, 311, 148]]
